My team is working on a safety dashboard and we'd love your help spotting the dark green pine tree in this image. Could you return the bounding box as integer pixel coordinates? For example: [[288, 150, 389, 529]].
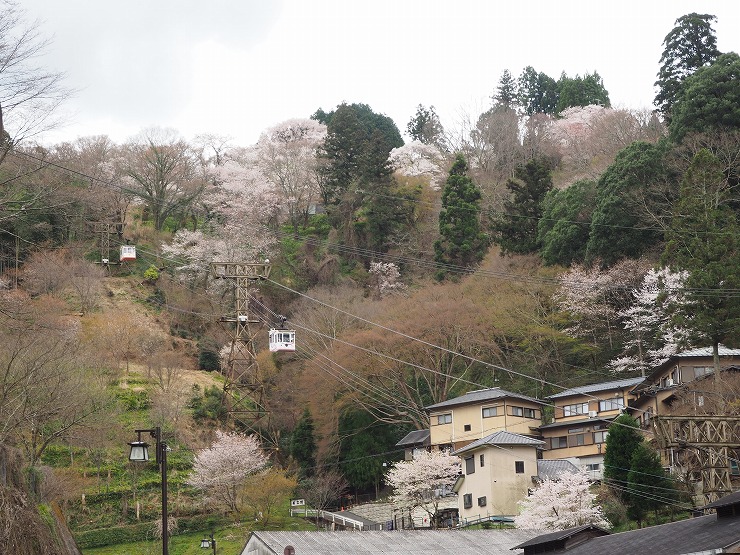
[[494, 69, 518, 108], [406, 104, 445, 147], [555, 72, 610, 114], [603, 413, 643, 500], [434, 154, 488, 279], [669, 52, 740, 143], [654, 13, 721, 123], [291, 407, 317, 479], [518, 66, 559, 115], [627, 443, 674, 527], [491, 157, 553, 255], [662, 149, 740, 369]]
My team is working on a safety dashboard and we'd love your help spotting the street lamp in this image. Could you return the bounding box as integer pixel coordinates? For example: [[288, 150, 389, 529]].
[[200, 532, 216, 554], [129, 427, 169, 555]]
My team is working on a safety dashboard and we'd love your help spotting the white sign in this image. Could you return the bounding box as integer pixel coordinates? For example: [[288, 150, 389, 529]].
[[291, 499, 306, 507]]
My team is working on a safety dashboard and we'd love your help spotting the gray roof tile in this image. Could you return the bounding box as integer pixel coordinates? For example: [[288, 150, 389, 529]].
[[425, 388, 542, 411], [452, 430, 544, 456], [547, 377, 644, 399]]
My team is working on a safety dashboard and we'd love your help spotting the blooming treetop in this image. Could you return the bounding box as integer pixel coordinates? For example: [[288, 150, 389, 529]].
[[385, 449, 460, 519], [368, 261, 407, 298], [388, 141, 446, 189], [609, 267, 690, 375], [515, 471, 609, 531], [187, 430, 267, 513]]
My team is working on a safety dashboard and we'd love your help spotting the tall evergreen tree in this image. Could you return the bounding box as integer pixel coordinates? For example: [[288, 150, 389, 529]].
[[627, 443, 674, 527], [654, 13, 720, 123], [291, 408, 317, 479], [494, 69, 518, 108], [406, 104, 445, 148], [491, 157, 553, 255], [518, 66, 559, 115], [586, 141, 669, 266], [603, 413, 643, 500], [669, 52, 740, 143], [433, 154, 488, 279], [556, 72, 610, 114], [662, 149, 740, 368]]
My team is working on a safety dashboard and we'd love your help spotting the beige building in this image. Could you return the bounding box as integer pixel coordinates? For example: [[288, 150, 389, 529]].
[[539, 377, 643, 478], [425, 388, 544, 451], [629, 346, 740, 427], [452, 431, 544, 520]]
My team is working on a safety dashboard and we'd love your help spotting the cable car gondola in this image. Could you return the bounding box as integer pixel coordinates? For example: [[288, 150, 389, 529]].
[[119, 245, 137, 262], [269, 316, 295, 352], [269, 328, 296, 352]]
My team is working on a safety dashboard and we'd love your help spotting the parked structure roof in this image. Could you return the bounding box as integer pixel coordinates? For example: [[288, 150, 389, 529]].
[[395, 429, 430, 447], [425, 388, 542, 412]]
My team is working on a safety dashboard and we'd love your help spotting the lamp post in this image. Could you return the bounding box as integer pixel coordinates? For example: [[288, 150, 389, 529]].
[[128, 426, 168, 555], [200, 532, 216, 554]]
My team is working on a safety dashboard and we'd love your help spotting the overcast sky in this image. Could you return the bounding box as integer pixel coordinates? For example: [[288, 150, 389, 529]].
[[22, 0, 740, 147]]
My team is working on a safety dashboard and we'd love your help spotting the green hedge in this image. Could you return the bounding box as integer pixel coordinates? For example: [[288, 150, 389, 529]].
[[75, 515, 227, 548]]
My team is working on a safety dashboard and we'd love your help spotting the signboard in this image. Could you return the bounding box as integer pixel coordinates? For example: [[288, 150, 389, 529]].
[[290, 499, 306, 507]]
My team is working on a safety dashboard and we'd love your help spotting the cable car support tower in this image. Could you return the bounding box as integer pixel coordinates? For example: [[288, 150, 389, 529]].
[[211, 261, 271, 432]]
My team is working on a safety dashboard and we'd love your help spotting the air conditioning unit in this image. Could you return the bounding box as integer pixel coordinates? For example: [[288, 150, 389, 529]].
[[666, 378, 674, 387], [588, 411, 598, 418]]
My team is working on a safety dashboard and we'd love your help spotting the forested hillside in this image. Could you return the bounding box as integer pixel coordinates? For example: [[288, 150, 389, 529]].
[[0, 6, 738, 551]]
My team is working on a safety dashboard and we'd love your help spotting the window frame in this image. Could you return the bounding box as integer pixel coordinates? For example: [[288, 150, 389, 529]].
[[482, 406, 498, 418], [434, 413, 452, 425], [515, 460, 525, 474], [563, 402, 589, 417]]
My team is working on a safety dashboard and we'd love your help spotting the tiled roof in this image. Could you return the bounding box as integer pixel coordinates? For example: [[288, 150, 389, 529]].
[[536, 459, 580, 480], [547, 377, 644, 399], [538, 416, 613, 429], [452, 430, 544, 456], [243, 529, 538, 555], [425, 388, 542, 411], [395, 429, 430, 447]]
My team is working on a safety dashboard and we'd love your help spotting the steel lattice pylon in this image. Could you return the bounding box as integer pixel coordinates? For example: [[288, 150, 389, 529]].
[[211, 262, 271, 432], [653, 415, 740, 504]]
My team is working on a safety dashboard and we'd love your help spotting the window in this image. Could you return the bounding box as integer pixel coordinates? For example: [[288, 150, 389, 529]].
[[731, 460, 740, 476], [523, 407, 537, 419], [573, 434, 586, 446], [478, 496, 487, 507], [463, 494, 473, 509], [568, 427, 584, 434], [585, 463, 600, 472], [464, 424, 471, 432], [550, 436, 567, 449], [599, 398, 624, 411], [511, 406, 524, 417], [482, 406, 498, 418], [694, 366, 713, 378], [465, 456, 475, 475], [593, 431, 608, 444], [435, 413, 452, 425], [563, 403, 589, 417], [515, 461, 525, 474], [479, 454, 485, 467]]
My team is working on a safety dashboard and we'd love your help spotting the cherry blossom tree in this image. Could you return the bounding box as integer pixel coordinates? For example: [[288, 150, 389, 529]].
[[608, 267, 690, 375], [388, 141, 446, 189], [368, 261, 407, 299], [187, 431, 267, 513], [386, 449, 460, 527], [515, 471, 609, 531], [254, 118, 326, 234]]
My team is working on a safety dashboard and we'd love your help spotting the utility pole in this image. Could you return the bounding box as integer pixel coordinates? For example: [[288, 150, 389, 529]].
[[211, 261, 271, 432], [653, 415, 740, 504]]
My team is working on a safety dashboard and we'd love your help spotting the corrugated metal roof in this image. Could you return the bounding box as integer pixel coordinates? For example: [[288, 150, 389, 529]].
[[425, 388, 542, 411], [676, 345, 740, 357], [538, 416, 613, 429], [514, 524, 608, 548], [547, 377, 644, 399], [243, 529, 538, 555], [452, 431, 544, 456], [395, 429, 430, 447], [536, 459, 580, 480]]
